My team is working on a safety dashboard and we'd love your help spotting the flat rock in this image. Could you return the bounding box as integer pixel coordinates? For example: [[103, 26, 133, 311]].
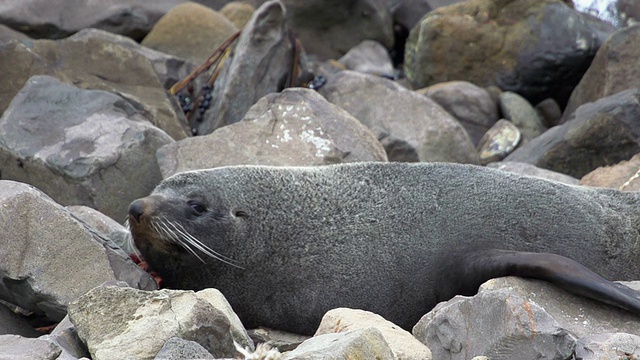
[[0, 75, 174, 221], [505, 88, 640, 178], [0, 303, 39, 338], [404, 0, 615, 107], [575, 333, 640, 360], [158, 88, 387, 177], [320, 70, 479, 163], [0, 30, 189, 140], [0, 181, 155, 323], [0, 335, 62, 360], [154, 337, 215, 360], [67, 205, 135, 255], [141, 2, 238, 65]]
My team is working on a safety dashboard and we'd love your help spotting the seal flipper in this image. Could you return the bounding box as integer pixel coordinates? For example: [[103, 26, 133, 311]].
[[436, 249, 640, 315]]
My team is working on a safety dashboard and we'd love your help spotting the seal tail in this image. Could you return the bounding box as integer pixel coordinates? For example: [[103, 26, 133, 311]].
[[440, 249, 640, 315]]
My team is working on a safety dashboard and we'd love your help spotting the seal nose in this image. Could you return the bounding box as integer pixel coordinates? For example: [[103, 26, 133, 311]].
[[128, 199, 146, 223]]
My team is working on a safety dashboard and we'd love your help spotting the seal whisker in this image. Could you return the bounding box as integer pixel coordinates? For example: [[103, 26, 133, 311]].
[[123, 218, 142, 258], [162, 217, 244, 269], [153, 218, 208, 263]]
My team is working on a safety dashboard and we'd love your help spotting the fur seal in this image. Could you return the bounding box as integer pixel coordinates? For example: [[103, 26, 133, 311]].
[[127, 162, 640, 335]]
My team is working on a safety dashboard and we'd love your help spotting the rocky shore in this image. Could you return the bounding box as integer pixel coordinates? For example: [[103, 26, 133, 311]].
[[2, 0, 640, 359]]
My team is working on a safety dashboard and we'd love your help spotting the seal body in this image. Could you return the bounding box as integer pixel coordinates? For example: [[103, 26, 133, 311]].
[[128, 162, 640, 335]]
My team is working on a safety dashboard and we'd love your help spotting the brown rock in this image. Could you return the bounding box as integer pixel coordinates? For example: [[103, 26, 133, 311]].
[[580, 153, 640, 191], [220, 1, 255, 29]]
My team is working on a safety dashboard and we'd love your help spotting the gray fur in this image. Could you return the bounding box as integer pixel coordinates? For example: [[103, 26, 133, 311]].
[[133, 162, 640, 335]]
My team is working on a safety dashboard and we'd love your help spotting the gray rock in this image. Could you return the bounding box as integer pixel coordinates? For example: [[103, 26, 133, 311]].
[[487, 161, 580, 185], [477, 120, 522, 165], [0, 181, 155, 322], [71, 28, 198, 90], [0, 302, 39, 338], [66, 205, 134, 255], [154, 337, 215, 360], [141, 2, 238, 65], [534, 97, 563, 128], [575, 333, 640, 360], [505, 88, 640, 178], [320, 70, 479, 163], [393, 0, 432, 30], [405, 0, 615, 107], [0, 75, 174, 221], [280, 0, 394, 60], [68, 285, 251, 360], [0, 0, 183, 40], [158, 88, 387, 177], [414, 277, 640, 360], [315, 308, 432, 360], [0, 335, 62, 360], [499, 91, 546, 140], [0, 32, 189, 140], [563, 24, 640, 121], [195, 0, 294, 135], [338, 40, 395, 78], [0, 24, 31, 45], [48, 316, 91, 360], [220, 2, 256, 29], [418, 81, 499, 145], [282, 328, 395, 360]]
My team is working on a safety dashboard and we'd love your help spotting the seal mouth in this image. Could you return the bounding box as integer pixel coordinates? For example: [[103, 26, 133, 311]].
[[126, 214, 244, 270]]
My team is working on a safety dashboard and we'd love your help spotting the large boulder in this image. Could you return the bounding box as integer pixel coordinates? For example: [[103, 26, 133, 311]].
[[0, 76, 174, 221], [404, 0, 615, 107], [320, 70, 479, 163], [563, 24, 640, 120], [158, 88, 387, 177], [0, 30, 189, 140]]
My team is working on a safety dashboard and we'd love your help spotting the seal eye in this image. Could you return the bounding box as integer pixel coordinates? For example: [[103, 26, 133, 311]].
[[188, 200, 207, 215]]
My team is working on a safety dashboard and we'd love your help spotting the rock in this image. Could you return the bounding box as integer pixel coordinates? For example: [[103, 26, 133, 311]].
[[0, 303, 39, 338], [141, 2, 238, 65], [417, 81, 499, 145], [315, 308, 432, 360], [154, 337, 215, 360], [615, 0, 640, 28], [337, 40, 395, 78], [280, 0, 394, 60], [158, 88, 387, 177], [248, 328, 309, 353], [575, 333, 640, 360], [563, 24, 640, 120], [66, 205, 134, 255], [72, 28, 198, 90], [0, 24, 31, 44], [320, 70, 479, 163], [0, 30, 189, 140], [220, 1, 256, 29], [505, 88, 640, 178], [487, 161, 580, 185], [580, 153, 640, 191], [0, 75, 174, 222], [392, 0, 432, 31], [415, 277, 640, 360], [194, 0, 294, 135], [68, 284, 251, 360], [534, 98, 563, 128], [0, 0, 183, 40], [477, 120, 522, 165], [0, 335, 63, 360], [48, 316, 92, 360], [282, 328, 395, 360], [499, 91, 546, 140], [0, 181, 156, 322], [405, 0, 615, 107]]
